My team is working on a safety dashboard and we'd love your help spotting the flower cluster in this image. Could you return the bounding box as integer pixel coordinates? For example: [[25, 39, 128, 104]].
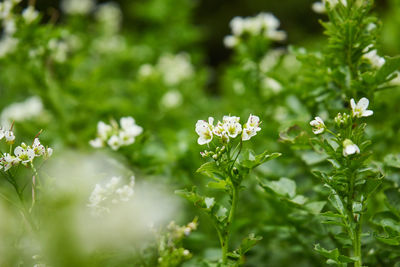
[[90, 117, 143, 151], [310, 98, 373, 157], [224, 12, 286, 48], [312, 0, 347, 14], [195, 114, 261, 145], [0, 129, 52, 171], [88, 176, 135, 216], [138, 52, 194, 86]]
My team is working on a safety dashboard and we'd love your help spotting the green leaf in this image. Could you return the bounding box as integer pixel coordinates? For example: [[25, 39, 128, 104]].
[[260, 177, 296, 199], [237, 233, 263, 256], [375, 235, 400, 246], [206, 179, 227, 190], [314, 244, 356, 264], [371, 211, 400, 234], [385, 188, 400, 218], [328, 193, 345, 216], [241, 150, 281, 169], [384, 154, 400, 169], [375, 56, 400, 84], [306, 201, 326, 214], [196, 161, 224, 180]]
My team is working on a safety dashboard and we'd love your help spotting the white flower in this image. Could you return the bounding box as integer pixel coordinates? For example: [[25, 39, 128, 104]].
[[107, 135, 121, 151], [350, 98, 373, 118], [363, 47, 385, 68], [97, 121, 112, 140], [48, 39, 69, 63], [0, 36, 18, 58], [227, 13, 286, 42], [4, 130, 15, 143], [161, 90, 183, 109], [1, 153, 20, 171], [310, 116, 325, 134], [156, 53, 194, 86], [32, 138, 45, 156], [343, 139, 360, 157], [116, 185, 134, 202], [95, 3, 122, 34], [195, 118, 214, 145], [222, 116, 242, 138], [120, 117, 143, 136], [242, 114, 261, 141], [45, 147, 53, 159], [223, 35, 238, 48], [312, 0, 347, 13], [312, 2, 326, 13], [22, 6, 39, 24], [14, 145, 35, 165], [61, 0, 95, 15], [89, 137, 104, 148]]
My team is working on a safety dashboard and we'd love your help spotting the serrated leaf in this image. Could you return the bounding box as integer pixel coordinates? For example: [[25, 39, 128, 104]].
[[241, 150, 281, 169], [306, 201, 326, 214], [207, 179, 227, 190], [237, 233, 263, 256], [196, 161, 223, 180]]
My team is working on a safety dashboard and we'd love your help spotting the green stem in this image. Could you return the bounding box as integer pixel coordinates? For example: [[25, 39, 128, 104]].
[[222, 184, 239, 265], [353, 222, 362, 267]]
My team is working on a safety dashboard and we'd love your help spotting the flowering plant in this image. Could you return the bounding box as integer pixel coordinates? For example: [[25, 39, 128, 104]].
[[177, 114, 280, 265]]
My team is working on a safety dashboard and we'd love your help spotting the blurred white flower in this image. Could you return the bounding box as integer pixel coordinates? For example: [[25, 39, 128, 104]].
[[343, 139, 360, 157], [161, 90, 183, 109], [0, 36, 18, 58], [225, 12, 286, 48], [350, 97, 373, 118], [48, 39, 69, 63], [95, 3, 122, 34], [156, 53, 194, 86], [363, 46, 385, 68], [22, 6, 39, 24], [88, 176, 135, 216], [312, 0, 347, 13], [4, 130, 15, 143], [262, 77, 282, 93], [1, 96, 43, 127], [310, 116, 325, 134], [90, 117, 142, 150], [61, 0, 95, 15]]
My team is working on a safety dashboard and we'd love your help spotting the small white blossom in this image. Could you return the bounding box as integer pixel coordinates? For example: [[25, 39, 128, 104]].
[[242, 114, 261, 141], [350, 98, 373, 118], [95, 3, 122, 34], [195, 118, 214, 145], [363, 48, 385, 68], [22, 6, 39, 24], [310, 116, 325, 134], [0, 153, 20, 171], [107, 135, 121, 151], [223, 35, 238, 48], [312, 0, 347, 14], [32, 138, 45, 156], [14, 144, 35, 165], [0, 36, 18, 58], [223, 116, 242, 138], [4, 130, 15, 143], [343, 139, 360, 157]]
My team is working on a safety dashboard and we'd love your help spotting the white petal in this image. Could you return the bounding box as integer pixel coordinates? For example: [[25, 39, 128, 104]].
[[362, 110, 373, 117], [14, 146, 24, 157], [358, 97, 369, 110], [350, 98, 356, 110]]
